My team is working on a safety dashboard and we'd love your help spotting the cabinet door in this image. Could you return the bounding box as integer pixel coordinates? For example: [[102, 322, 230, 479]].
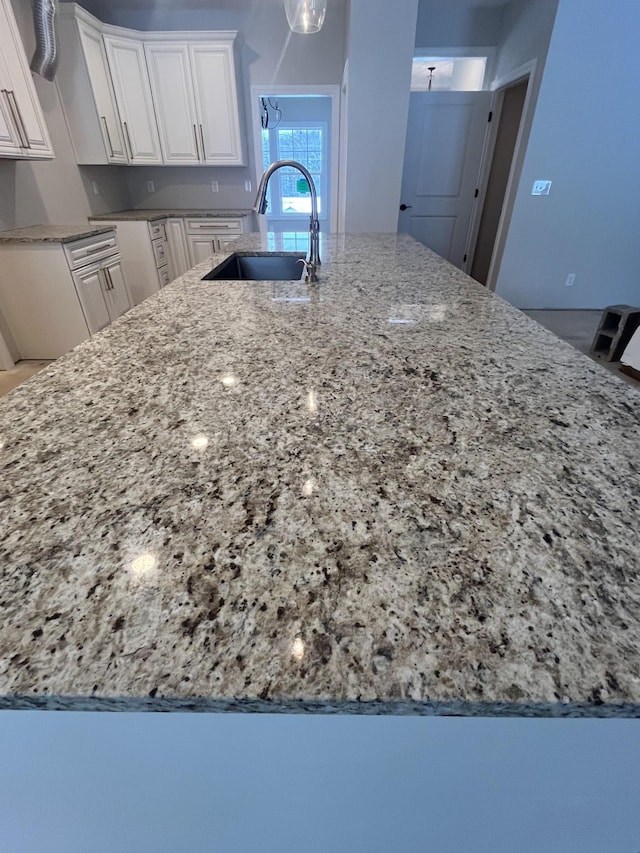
[[0, 65, 22, 156], [186, 235, 216, 266], [166, 218, 190, 278], [189, 43, 244, 166], [104, 35, 162, 164], [145, 43, 201, 165], [73, 264, 111, 335], [77, 21, 127, 163], [0, 0, 53, 156], [102, 257, 132, 322]]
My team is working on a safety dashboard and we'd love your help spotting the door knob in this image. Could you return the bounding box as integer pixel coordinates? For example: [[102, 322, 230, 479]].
[[399, 204, 412, 211]]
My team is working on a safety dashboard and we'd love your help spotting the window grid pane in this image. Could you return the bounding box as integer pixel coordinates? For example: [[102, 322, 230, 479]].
[[277, 127, 323, 216]]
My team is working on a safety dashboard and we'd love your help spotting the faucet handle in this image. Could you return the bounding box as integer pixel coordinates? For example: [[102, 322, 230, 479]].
[[297, 258, 318, 283]]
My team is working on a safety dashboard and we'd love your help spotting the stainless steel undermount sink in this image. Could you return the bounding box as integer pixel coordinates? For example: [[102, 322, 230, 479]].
[[202, 253, 304, 281]]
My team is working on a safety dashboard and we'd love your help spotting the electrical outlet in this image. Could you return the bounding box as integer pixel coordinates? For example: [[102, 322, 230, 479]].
[[91, 180, 100, 195], [146, 181, 155, 193], [245, 180, 252, 192], [211, 181, 219, 193], [565, 273, 576, 287]]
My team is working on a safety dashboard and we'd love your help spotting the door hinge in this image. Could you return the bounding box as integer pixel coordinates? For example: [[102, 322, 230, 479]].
[[474, 188, 479, 198], [463, 253, 467, 263], [488, 111, 493, 122]]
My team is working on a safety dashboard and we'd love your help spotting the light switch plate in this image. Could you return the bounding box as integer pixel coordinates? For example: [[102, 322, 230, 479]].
[[211, 181, 219, 192], [532, 180, 552, 196], [146, 181, 155, 193]]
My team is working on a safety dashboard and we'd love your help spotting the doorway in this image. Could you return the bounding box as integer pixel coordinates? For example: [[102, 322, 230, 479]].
[[250, 85, 341, 235], [398, 91, 492, 269], [470, 78, 528, 286]]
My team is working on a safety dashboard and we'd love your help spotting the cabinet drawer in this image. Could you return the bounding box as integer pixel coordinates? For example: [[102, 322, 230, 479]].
[[184, 217, 242, 235], [158, 265, 171, 287], [64, 232, 118, 269], [149, 221, 166, 241], [152, 238, 168, 269]]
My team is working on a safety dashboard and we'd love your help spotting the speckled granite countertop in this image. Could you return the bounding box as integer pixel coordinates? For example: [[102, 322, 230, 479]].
[[0, 224, 115, 243], [1, 233, 639, 715], [89, 209, 254, 222]]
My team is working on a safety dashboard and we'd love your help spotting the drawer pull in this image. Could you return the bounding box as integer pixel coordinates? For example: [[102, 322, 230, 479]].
[[101, 116, 114, 157], [84, 242, 112, 255]]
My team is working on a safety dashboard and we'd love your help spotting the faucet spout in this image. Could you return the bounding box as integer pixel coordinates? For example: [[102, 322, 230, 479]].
[[253, 160, 321, 276]]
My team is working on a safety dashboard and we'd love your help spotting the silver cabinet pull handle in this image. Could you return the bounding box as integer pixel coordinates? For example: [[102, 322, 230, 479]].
[[193, 124, 200, 160], [103, 268, 113, 291], [101, 116, 114, 158], [84, 242, 111, 255], [122, 121, 133, 160], [3, 89, 29, 148], [199, 124, 206, 161]]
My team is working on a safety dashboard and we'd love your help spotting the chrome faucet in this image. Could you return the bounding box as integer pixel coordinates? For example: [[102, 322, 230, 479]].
[[253, 160, 321, 282]]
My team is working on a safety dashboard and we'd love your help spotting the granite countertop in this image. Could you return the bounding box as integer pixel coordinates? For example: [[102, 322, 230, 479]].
[[0, 224, 115, 244], [1, 233, 639, 716], [89, 209, 254, 222]]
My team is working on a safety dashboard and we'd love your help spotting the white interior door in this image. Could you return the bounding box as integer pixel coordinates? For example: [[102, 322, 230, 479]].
[[398, 92, 491, 269]]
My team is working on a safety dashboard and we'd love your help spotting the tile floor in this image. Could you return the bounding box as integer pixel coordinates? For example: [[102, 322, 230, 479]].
[[523, 309, 639, 389], [0, 360, 52, 397]]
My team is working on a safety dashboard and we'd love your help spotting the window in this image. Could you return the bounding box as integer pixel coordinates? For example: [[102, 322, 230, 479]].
[[262, 123, 327, 218], [411, 57, 487, 92]]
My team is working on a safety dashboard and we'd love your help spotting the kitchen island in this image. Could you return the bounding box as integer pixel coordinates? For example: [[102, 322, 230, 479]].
[[0, 233, 638, 716]]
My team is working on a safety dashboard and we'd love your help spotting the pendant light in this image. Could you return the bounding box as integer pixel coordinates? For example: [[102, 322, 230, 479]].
[[284, 0, 327, 34]]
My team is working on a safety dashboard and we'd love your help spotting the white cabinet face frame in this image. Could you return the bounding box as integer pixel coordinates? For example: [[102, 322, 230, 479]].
[[145, 43, 201, 165], [104, 34, 162, 164], [77, 20, 127, 162]]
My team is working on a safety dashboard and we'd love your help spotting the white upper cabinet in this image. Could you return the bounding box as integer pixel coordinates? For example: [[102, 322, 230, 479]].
[[57, 8, 127, 164], [56, 5, 244, 167], [0, 0, 53, 159], [190, 42, 243, 165], [103, 35, 163, 164], [146, 37, 244, 166], [77, 22, 127, 162], [145, 43, 200, 165]]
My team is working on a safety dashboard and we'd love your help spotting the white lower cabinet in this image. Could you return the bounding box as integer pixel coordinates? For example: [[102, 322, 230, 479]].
[[0, 232, 132, 359], [89, 219, 172, 306], [73, 256, 130, 334], [184, 217, 243, 266], [165, 218, 190, 278]]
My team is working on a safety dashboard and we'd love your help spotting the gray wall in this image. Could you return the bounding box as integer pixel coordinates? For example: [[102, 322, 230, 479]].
[[0, 0, 131, 231], [495, 0, 640, 308], [494, 0, 558, 81], [415, 0, 505, 48], [342, 0, 419, 232], [1, 712, 640, 852]]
